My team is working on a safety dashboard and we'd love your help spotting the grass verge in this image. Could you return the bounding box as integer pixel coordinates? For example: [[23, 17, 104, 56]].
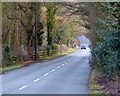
[[0, 64, 25, 72], [42, 48, 78, 61], [89, 69, 106, 94], [1, 48, 78, 73]]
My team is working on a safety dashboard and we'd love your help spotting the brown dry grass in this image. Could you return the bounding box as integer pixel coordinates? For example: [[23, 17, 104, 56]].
[[89, 69, 120, 95]]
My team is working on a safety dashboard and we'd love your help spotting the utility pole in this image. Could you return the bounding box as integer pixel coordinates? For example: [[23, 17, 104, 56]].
[[34, 2, 37, 61]]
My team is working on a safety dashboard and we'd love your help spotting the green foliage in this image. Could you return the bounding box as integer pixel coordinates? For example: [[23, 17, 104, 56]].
[[54, 23, 68, 44], [90, 2, 120, 77], [46, 3, 58, 46], [3, 46, 12, 67], [54, 20, 76, 47], [2, 2, 89, 68], [52, 44, 58, 53], [4, 46, 10, 53]]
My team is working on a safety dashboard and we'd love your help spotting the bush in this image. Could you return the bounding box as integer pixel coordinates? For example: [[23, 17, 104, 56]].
[[2, 46, 13, 67], [90, 22, 119, 78], [52, 44, 58, 53], [90, 41, 119, 77], [90, 3, 120, 78]]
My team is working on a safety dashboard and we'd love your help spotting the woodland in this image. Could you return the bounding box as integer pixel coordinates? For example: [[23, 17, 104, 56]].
[[1, 2, 120, 94]]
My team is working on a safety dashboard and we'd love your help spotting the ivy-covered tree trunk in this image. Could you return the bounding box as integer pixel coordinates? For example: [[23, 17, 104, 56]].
[[46, 4, 58, 46], [36, 3, 44, 46]]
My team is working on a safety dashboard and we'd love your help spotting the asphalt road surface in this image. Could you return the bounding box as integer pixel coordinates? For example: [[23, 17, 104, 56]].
[[78, 36, 91, 47], [2, 36, 91, 94]]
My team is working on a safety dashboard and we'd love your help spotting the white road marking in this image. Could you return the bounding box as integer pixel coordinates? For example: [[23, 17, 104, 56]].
[[33, 78, 40, 82], [44, 73, 49, 76], [16, 57, 79, 91], [18, 86, 27, 90], [59, 66, 61, 68], [51, 69, 55, 72]]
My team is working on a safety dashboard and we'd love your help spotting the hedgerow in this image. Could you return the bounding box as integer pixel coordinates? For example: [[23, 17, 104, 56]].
[[90, 2, 120, 77]]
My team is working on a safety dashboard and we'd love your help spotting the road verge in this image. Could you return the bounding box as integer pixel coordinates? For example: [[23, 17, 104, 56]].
[[0, 48, 78, 73], [89, 69, 120, 95], [89, 69, 106, 94]]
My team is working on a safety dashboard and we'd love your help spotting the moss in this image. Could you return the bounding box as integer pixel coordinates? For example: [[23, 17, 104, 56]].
[[90, 90, 106, 94], [90, 84, 104, 90]]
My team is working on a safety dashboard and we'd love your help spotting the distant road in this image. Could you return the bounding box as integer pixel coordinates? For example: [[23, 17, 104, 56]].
[[2, 36, 91, 94], [78, 35, 91, 47]]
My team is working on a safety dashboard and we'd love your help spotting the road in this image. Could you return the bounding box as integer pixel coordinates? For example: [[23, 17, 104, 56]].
[[2, 36, 91, 94], [78, 36, 91, 47]]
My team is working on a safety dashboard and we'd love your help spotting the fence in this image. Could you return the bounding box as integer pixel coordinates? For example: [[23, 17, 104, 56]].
[[33, 50, 54, 59]]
